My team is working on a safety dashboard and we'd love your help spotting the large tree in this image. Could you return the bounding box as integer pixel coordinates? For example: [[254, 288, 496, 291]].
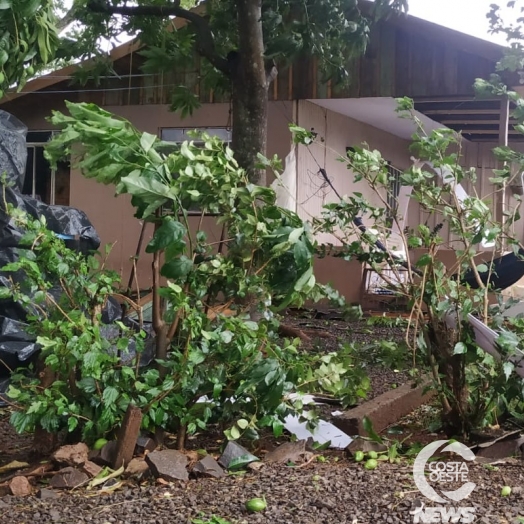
[[1, 1, 407, 182]]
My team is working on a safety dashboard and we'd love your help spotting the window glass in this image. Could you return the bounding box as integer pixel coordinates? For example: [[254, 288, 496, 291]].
[[160, 127, 231, 144]]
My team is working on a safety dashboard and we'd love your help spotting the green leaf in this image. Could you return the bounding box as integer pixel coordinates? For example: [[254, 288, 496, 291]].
[[453, 342, 467, 355], [362, 416, 383, 444], [503, 362, 514, 380], [227, 453, 259, 470], [229, 425, 241, 440], [67, 417, 78, 432], [140, 132, 157, 153], [161, 256, 194, 279], [293, 240, 310, 268], [102, 386, 119, 405], [288, 227, 304, 244], [146, 219, 187, 253], [416, 254, 432, 268], [294, 266, 314, 292], [119, 170, 171, 208], [237, 418, 249, 430]]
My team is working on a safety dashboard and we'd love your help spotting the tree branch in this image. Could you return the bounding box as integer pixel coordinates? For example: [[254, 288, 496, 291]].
[[56, 7, 77, 32], [86, 0, 230, 75]]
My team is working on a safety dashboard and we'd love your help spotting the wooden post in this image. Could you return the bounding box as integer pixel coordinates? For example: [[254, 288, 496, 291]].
[[112, 405, 143, 469]]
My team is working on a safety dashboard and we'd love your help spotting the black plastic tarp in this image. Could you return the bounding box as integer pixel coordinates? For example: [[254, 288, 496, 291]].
[[0, 110, 154, 400], [461, 249, 524, 291]]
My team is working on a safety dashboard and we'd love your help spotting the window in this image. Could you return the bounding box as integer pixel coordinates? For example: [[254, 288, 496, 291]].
[[160, 127, 231, 145], [386, 163, 402, 222], [23, 131, 70, 206], [159, 127, 231, 215]]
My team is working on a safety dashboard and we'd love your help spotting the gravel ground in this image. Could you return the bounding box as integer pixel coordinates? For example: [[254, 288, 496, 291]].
[[4, 310, 519, 524], [1, 461, 523, 524]]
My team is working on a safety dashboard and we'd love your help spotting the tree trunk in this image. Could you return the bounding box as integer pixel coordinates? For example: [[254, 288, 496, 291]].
[[430, 321, 470, 438], [33, 363, 58, 456], [231, 0, 270, 185]]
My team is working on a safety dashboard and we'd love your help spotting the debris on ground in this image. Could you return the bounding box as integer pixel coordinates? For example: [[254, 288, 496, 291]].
[[51, 443, 89, 467], [8, 475, 31, 496], [145, 450, 189, 482], [49, 467, 89, 490], [192, 455, 226, 478], [217, 441, 259, 470], [112, 405, 143, 469]]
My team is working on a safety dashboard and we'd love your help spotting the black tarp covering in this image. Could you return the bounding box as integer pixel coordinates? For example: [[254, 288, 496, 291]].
[[0, 110, 154, 405], [461, 249, 524, 291]]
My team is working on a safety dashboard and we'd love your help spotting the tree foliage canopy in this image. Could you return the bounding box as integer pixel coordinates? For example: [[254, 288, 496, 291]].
[[0, 0, 407, 95]]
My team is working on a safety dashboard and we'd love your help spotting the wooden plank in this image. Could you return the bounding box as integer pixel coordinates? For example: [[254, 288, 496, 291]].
[[460, 129, 520, 135], [360, 25, 380, 97], [112, 405, 143, 469], [496, 96, 510, 228], [379, 21, 396, 96], [442, 45, 458, 95], [423, 109, 501, 115], [394, 28, 410, 96], [312, 56, 318, 99], [443, 119, 517, 125], [409, 33, 430, 96], [499, 96, 510, 146]]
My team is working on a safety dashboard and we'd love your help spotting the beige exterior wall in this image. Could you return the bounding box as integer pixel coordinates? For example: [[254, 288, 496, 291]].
[[6, 94, 523, 304], [67, 102, 294, 288], [295, 99, 524, 304]]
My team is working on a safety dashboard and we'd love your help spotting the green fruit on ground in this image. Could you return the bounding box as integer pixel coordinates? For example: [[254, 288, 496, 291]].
[[93, 438, 108, 450], [245, 497, 267, 512], [354, 451, 365, 462], [367, 451, 378, 459], [364, 458, 378, 470], [501, 486, 512, 497]]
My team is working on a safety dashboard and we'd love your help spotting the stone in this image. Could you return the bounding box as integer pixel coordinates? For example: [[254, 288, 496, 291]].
[[218, 441, 259, 470], [37, 488, 58, 500], [112, 405, 143, 469], [332, 377, 435, 436], [51, 443, 89, 467], [91, 441, 118, 466], [9, 476, 32, 497], [49, 467, 89, 489], [192, 455, 225, 478], [81, 460, 103, 478], [124, 457, 150, 478], [145, 450, 188, 482], [136, 436, 157, 455]]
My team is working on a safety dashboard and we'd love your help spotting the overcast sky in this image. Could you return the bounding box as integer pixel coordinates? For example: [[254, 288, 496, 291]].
[[407, 0, 508, 45]]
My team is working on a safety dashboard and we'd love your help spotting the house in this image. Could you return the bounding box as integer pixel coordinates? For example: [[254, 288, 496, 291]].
[[0, 8, 520, 305]]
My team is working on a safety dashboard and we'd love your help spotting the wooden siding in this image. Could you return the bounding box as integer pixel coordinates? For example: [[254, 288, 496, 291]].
[[15, 17, 500, 109]]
